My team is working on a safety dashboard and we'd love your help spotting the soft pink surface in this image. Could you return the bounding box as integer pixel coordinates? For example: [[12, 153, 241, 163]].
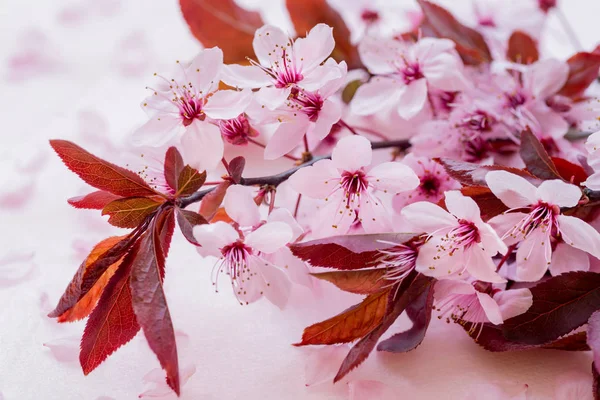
[[1, 0, 600, 399]]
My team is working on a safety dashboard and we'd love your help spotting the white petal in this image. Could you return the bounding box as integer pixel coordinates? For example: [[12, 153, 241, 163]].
[[180, 120, 224, 172], [255, 86, 291, 110], [397, 78, 428, 120], [444, 190, 482, 222], [558, 215, 600, 259], [288, 159, 340, 199], [252, 257, 292, 310], [331, 135, 372, 171], [203, 88, 252, 120], [485, 171, 537, 208], [223, 185, 260, 227], [476, 292, 504, 325], [525, 59, 569, 99], [309, 99, 341, 141], [264, 118, 310, 160], [252, 25, 290, 67], [268, 246, 312, 288], [536, 180, 581, 208], [358, 36, 403, 75], [300, 63, 344, 91], [186, 47, 224, 93], [494, 289, 533, 321], [368, 162, 420, 194], [515, 228, 551, 281], [350, 77, 403, 116], [293, 23, 335, 73], [358, 194, 391, 234], [466, 245, 506, 284], [245, 222, 293, 254], [311, 192, 356, 238], [549, 242, 590, 276], [130, 114, 181, 147], [221, 64, 272, 88], [267, 208, 304, 241], [434, 279, 474, 300], [401, 202, 456, 233], [193, 222, 239, 257]]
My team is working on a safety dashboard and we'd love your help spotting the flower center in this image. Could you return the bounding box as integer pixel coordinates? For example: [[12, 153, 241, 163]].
[[339, 170, 369, 207], [505, 90, 527, 109], [447, 219, 481, 251], [213, 240, 256, 304], [462, 110, 494, 133], [538, 0, 556, 12], [420, 174, 441, 197], [507, 202, 559, 240], [361, 9, 380, 24], [378, 238, 423, 283], [219, 114, 256, 145], [290, 87, 323, 122], [274, 48, 303, 88], [438, 91, 458, 112], [402, 62, 424, 85], [463, 136, 491, 163], [478, 16, 496, 27]]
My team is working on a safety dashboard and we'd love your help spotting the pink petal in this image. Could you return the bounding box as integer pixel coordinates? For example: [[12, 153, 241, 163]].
[[488, 212, 529, 246], [186, 47, 224, 93], [311, 192, 356, 238], [422, 52, 468, 91], [485, 171, 538, 208], [43, 336, 80, 363], [434, 279, 475, 300], [358, 194, 392, 233], [331, 135, 372, 172], [288, 159, 340, 199], [130, 114, 181, 147], [412, 38, 456, 60], [267, 208, 304, 241], [536, 180, 581, 208], [293, 23, 335, 73], [466, 245, 507, 284], [180, 120, 224, 172], [350, 77, 403, 116], [549, 242, 590, 276], [203, 88, 252, 120], [300, 63, 345, 91], [252, 24, 290, 67], [264, 118, 310, 160], [526, 59, 569, 99], [401, 202, 456, 233], [515, 228, 551, 281], [309, 99, 341, 141], [303, 345, 350, 386], [221, 64, 272, 88], [245, 222, 293, 254], [268, 246, 312, 288], [223, 185, 261, 227], [358, 36, 404, 75], [349, 380, 398, 400], [444, 190, 482, 222], [193, 222, 239, 257], [494, 288, 533, 320], [397, 78, 428, 120], [554, 372, 593, 400], [558, 215, 600, 259], [252, 257, 292, 309], [478, 222, 509, 257], [476, 292, 504, 325], [415, 237, 463, 278], [254, 85, 292, 110], [368, 162, 420, 194]]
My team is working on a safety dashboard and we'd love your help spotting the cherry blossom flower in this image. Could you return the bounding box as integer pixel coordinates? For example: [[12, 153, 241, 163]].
[[221, 24, 345, 110], [351, 36, 468, 120], [583, 130, 600, 190], [193, 185, 303, 308], [131, 47, 252, 171], [434, 280, 532, 329], [401, 191, 507, 283], [289, 135, 419, 238], [486, 171, 600, 281]]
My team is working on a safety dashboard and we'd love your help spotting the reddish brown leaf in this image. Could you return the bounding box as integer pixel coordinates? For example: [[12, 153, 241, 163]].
[[311, 268, 390, 295], [460, 186, 509, 221], [552, 157, 589, 185], [558, 52, 600, 99], [291, 233, 420, 270], [68, 191, 122, 210], [80, 242, 141, 375], [295, 289, 391, 346], [507, 31, 539, 64], [177, 166, 206, 197], [176, 208, 208, 245], [156, 207, 176, 265], [164, 147, 185, 193], [57, 236, 126, 323], [436, 157, 537, 187], [227, 156, 245, 183], [520, 128, 562, 180], [179, 0, 263, 64], [50, 140, 158, 198], [286, 0, 362, 69], [418, 0, 492, 65], [130, 223, 180, 395], [102, 197, 163, 228], [199, 181, 231, 221]]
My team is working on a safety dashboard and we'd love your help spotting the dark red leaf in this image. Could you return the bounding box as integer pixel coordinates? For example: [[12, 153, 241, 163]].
[[156, 207, 176, 263], [177, 166, 206, 197], [502, 271, 600, 345], [199, 181, 232, 221], [435, 158, 537, 187], [311, 268, 390, 295], [80, 242, 140, 374], [176, 208, 208, 246], [68, 191, 122, 210], [377, 281, 434, 353], [290, 233, 418, 270], [558, 52, 600, 99], [334, 274, 434, 382], [460, 186, 509, 221], [102, 197, 163, 228], [520, 128, 562, 180], [295, 289, 390, 346], [286, 0, 362, 69], [164, 147, 185, 193], [552, 157, 589, 185], [227, 156, 245, 184], [130, 223, 180, 395], [507, 31, 539, 64], [179, 0, 263, 64], [50, 140, 158, 198], [417, 0, 492, 65]]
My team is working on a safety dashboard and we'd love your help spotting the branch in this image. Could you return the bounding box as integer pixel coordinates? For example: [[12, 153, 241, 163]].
[[178, 139, 410, 209]]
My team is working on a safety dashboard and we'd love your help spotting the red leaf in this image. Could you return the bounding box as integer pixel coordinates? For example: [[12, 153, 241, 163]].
[[552, 157, 589, 185], [286, 0, 362, 69], [130, 223, 180, 395], [507, 31, 539, 64], [80, 243, 141, 374], [199, 181, 231, 221], [177, 166, 206, 197], [503, 272, 600, 345], [56, 236, 127, 323], [417, 0, 492, 65], [558, 52, 600, 99], [460, 186, 509, 221], [164, 147, 185, 193], [227, 156, 245, 184], [68, 191, 122, 210], [436, 157, 537, 187], [295, 289, 390, 346], [176, 208, 208, 245], [377, 281, 434, 353], [179, 0, 263, 64], [311, 268, 390, 295], [156, 207, 176, 263], [519, 128, 562, 180], [290, 233, 417, 270], [102, 197, 163, 228], [50, 140, 158, 198], [334, 274, 433, 382]]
